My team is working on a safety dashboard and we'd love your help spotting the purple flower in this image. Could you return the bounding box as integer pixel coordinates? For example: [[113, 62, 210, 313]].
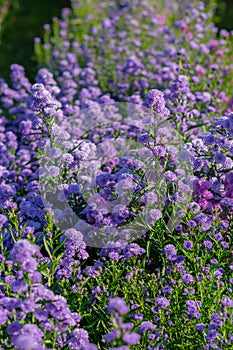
[[186, 300, 198, 313], [28, 271, 42, 283], [178, 150, 190, 162], [11, 280, 28, 293], [210, 259, 218, 265], [68, 183, 80, 194], [206, 329, 218, 341], [11, 335, 39, 350], [164, 171, 177, 182], [189, 202, 201, 213], [28, 83, 52, 110], [138, 321, 156, 333], [64, 229, 84, 246], [208, 323, 220, 330], [194, 213, 208, 225], [162, 244, 177, 256], [0, 183, 16, 197], [67, 328, 92, 349], [175, 255, 185, 264], [35, 310, 49, 322], [0, 214, 7, 227], [21, 258, 38, 272], [121, 323, 134, 330], [104, 330, 121, 342], [145, 209, 162, 225], [48, 147, 62, 158], [196, 323, 206, 332], [7, 322, 23, 335], [221, 241, 229, 249], [0, 311, 7, 325], [188, 220, 197, 228], [182, 274, 194, 284], [214, 152, 226, 164], [221, 296, 233, 308], [122, 332, 141, 345], [203, 240, 213, 249], [183, 240, 193, 250], [162, 286, 172, 294], [48, 165, 60, 177], [204, 133, 216, 145], [97, 141, 117, 159], [10, 240, 39, 272], [137, 133, 150, 143], [123, 244, 145, 258], [102, 18, 112, 29], [215, 234, 223, 241], [156, 296, 170, 309], [153, 145, 166, 157], [5, 275, 15, 284], [85, 344, 98, 350], [11, 240, 38, 261], [143, 89, 166, 114], [108, 252, 120, 261], [62, 153, 74, 164], [107, 297, 129, 315], [11, 324, 44, 350]]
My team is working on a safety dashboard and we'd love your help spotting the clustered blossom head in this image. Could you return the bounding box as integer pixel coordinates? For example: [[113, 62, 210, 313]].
[[162, 244, 177, 256], [1, 239, 97, 349], [156, 296, 170, 309], [104, 297, 141, 347], [11, 239, 41, 272], [143, 89, 167, 115], [107, 297, 129, 315], [10, 324, 45, 350]]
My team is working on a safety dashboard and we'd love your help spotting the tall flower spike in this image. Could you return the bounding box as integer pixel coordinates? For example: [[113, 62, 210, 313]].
[[142, 89, 166, 114]]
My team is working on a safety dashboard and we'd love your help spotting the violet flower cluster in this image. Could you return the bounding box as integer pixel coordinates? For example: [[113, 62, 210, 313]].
[[0, 1, 232, 349]]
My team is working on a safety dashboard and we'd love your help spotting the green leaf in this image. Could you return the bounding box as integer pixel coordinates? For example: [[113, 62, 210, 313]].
[[43, 236, 53, 261]]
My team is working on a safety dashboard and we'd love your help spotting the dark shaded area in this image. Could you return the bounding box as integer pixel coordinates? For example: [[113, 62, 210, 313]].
[[0, 0, 70, 83], [214, 0, 233, 31]]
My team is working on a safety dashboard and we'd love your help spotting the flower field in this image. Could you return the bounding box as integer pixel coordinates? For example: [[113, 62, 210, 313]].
[[0, 0, 232, 349]]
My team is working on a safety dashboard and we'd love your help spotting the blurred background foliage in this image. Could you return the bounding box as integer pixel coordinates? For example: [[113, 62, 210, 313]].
[[0, 0, 70, 81], [215, 0, 233, 32], [0, 0, 232, 82]]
